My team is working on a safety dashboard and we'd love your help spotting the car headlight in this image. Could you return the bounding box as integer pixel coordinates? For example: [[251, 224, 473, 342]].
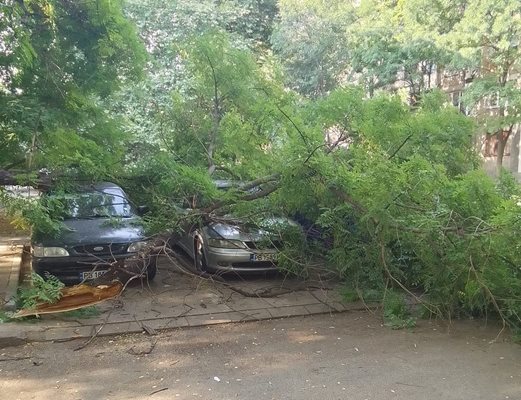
[[127, 241, 149, 253], [207, 238, 248, 249], [33, 246, 69, 257]]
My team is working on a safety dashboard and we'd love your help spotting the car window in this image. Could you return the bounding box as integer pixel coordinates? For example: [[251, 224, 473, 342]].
[[49, 191, 133, 219]]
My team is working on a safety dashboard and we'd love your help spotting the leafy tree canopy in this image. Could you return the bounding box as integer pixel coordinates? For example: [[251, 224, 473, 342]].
[[0, 0, 146, 173], [1, 0, 520, 337]]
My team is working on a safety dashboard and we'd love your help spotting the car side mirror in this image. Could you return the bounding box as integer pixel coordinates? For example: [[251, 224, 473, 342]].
[[137, 205, 149, 216]]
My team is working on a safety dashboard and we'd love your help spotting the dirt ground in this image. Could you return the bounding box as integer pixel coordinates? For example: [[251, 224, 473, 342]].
[[1, 311, 519, 400]]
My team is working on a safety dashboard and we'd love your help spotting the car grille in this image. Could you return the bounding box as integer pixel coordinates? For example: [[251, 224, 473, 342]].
[[73, 243, 128, 256], [231, 261, 277, 269], [244, 240, 282, 250]]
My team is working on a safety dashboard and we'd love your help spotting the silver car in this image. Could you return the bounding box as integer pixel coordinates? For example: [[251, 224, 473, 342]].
[[172, 181, 295, 273], [175, 220, 290, 273]]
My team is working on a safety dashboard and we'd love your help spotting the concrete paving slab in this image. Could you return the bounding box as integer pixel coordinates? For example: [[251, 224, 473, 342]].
[[185, 312, 247, 327], [0, 324, 30, 348], [223, 293, 275, 311], [38, 326, 89, 342], [0, 213, 30, 310], [262, 291, 321, 307], [0, 244, 25, 310], [304, 303, 336, 314], [236, 308, 273, 322], [137, 316, 189, 331], [98, 321, 143, 337], [268, 305, 311, 318], [308, 288, 345, 304], [0, 255, 358, 345], [159, 316, 190, 330], [27, 318, 84, 328], [185, 303, 234, 315]]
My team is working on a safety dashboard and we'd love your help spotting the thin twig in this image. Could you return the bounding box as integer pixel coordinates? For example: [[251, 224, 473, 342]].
[[468, 256, 506, 342], [74, 307, 114, 351], [0, 356, 31, 362], [149, 388, 169, 396], [74, 324, 105, 351], [379, 242, 440, 316]]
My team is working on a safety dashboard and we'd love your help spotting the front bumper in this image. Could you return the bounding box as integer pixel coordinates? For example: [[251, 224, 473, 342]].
[[204, 246, 279, 273], [32, 253, 134, 284]]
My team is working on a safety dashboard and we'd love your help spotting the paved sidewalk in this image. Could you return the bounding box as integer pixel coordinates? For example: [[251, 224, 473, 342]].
[[0, 256, 368, 347], [0, 214, 29, 311]]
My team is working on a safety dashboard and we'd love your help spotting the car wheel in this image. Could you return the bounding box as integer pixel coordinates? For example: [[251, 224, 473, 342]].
[[194, 237, 208, 273]]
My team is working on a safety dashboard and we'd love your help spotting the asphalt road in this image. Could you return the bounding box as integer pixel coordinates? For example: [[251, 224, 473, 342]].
[[1, 311, 520, 400]]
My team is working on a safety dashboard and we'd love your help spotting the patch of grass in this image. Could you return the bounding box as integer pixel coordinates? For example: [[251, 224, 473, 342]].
[[362, 288, 384, 303], [340, 287, 359, 302], [0, 310, 14, 323], [383, 291, 416, 330], [61, 306, 100, 319]]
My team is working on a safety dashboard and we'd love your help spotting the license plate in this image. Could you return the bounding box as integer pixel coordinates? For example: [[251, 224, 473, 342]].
[[251, 253, 277, 262], [80, 270, 107, 280]]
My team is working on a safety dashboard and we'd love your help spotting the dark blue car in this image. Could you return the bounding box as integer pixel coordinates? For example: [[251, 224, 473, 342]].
[[32, 182, 156, 284]]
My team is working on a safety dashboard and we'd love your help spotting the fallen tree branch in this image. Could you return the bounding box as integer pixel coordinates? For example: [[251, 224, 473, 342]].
[[162, 246, 326, 299], [379, 241, 440, 317], [202, 174, 281, 214], [0, 169, 52, 190], [388, 134, 413, 160], [468, 256, 508, 341]]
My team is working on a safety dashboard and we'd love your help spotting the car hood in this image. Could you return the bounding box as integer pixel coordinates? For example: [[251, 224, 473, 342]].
[[206, 217, 296, 241], [33, 217, 145, 247]]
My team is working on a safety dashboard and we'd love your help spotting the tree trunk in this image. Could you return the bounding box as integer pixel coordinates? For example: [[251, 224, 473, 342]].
[[0, 169, 51, 190], [496, 134, 506, 176], [495, 125, 514, 176]]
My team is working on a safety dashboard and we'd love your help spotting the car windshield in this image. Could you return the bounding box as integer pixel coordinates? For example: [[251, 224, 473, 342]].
[[57, 191, 133, 219]]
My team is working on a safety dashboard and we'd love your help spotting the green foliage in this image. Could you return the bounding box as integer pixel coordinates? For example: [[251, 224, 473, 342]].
[[268, 88, 520, 334], [272, 1, 353, 97], [0, 0, 146, 170], [17, 273, 64, 310], [0, 311, 14, 323], [2, 0, 521, 338], [383, 291, 417, 330], [0, 189, 63, 236], [340, 287, 359, 303], [61, 306, 100, 319], [102, 217, 126, 229]]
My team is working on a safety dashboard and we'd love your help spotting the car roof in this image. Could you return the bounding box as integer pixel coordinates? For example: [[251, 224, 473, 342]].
[[90, 182, 124, 191], [47, 182, 125, 195], [213, 180, 242, 189]]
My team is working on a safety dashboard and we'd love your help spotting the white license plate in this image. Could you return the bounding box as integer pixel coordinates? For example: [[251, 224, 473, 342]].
[[81, 270, 107, 280], [251, 253, 277, 262]]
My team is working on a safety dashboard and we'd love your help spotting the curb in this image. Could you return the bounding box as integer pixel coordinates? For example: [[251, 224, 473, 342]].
[[0, 302, 378, 348], [1, 243, 27, 312]]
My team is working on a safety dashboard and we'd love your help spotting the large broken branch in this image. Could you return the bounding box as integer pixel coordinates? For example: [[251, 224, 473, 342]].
[[13, 282, 123, 318], [0, 169, 51, 190], [202, 173, 282, 214], [240, 173, 280, 191]]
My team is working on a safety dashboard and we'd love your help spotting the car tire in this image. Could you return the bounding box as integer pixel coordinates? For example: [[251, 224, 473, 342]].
[[194, 237, 208, 273]]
